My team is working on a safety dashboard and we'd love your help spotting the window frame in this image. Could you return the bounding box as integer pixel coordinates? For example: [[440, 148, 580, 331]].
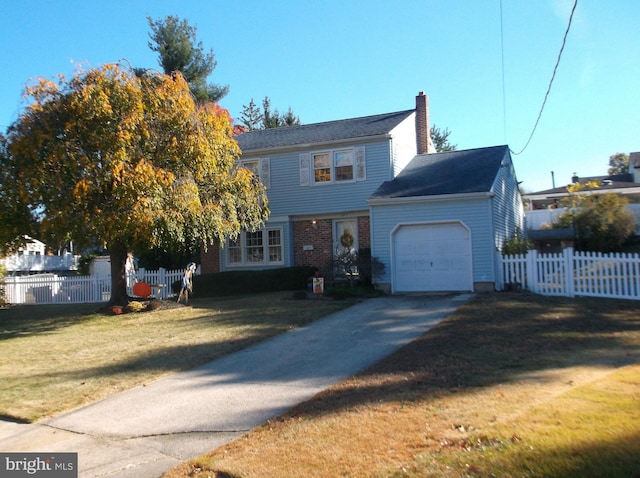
[[226, 228, 284, 267], [311, 148, 355, 185]]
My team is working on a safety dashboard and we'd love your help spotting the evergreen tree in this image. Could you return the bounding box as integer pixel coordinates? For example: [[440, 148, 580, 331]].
[[147, 15, 228, 102], [239, 96, 301, 130], [239, 98, 263, 131], [431, 124, 457, 152]]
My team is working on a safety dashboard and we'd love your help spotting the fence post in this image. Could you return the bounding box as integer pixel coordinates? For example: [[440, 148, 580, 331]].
[[159, 267, 166, 299], [496, 251, 504, 291], [526, 249, 538, 293], [564, 247, 575, 297]]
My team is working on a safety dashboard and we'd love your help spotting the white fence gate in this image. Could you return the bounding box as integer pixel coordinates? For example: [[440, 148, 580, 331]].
[[2, 268, 189, 305], [499, 248, 640, 300]]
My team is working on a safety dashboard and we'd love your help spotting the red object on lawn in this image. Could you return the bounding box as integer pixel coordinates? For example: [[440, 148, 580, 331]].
[[132, 282, 152, 297]]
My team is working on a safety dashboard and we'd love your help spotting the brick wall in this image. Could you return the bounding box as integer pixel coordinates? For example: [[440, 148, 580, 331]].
[[293, 215, 371, 279], [293, 219, 334, 278], [201, 215, 371, 277], [200, 239, 221, 274], [357, 215, 371, 249]]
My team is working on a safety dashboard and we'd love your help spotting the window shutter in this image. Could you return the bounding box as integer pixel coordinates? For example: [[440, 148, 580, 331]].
[[355, 146, 366, 181], [299, 153, 310, 186], [260, 158, 271, 189]]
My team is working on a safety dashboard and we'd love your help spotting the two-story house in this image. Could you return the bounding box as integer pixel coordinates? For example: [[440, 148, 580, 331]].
[[201, 92, 523, 293]]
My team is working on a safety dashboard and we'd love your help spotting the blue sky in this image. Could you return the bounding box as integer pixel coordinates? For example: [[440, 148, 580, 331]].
[[1, 0, 638, 192]]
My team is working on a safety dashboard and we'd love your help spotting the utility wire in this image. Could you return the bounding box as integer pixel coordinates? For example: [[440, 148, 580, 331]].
[[510, 0, 578, 155], [500, 0, 507, 142]]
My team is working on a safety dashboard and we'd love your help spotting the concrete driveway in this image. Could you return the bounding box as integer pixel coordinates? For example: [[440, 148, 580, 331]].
[[0, 293, 472, 477]]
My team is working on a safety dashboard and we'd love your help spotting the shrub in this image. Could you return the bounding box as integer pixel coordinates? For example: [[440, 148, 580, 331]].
[[193, 266, 318, 297], [501, 228, 533, 255], [146, 300, 162, 311], [124, 301, 145, 313]]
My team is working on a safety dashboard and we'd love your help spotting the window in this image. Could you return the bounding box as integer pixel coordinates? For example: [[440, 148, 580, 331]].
[[246, 231, 264, 263], [240, 158, 270, 188], [312, 150, 353, 184], [241, 160, 260, 177], [227, 229, 283, 266], [313, 153, 331, 183], [228, 237, 242, 264], [300, 147, 365, 186]]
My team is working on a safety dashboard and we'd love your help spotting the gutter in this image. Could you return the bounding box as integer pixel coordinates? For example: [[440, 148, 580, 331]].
[[368, 191, 494, 206], [238, 134, 393, 156]]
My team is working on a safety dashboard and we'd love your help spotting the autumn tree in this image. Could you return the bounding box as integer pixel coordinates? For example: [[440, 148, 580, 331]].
[[608, 152, 629, 175], [1, 64, 269, 305], [553, 182, 636, 252], [147, 15, 228, 102]]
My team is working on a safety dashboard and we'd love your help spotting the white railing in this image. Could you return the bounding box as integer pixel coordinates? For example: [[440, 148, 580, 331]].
[[498, 248, 640, 300], [2, 254, 79, 272], [2, 268, 190, 305]]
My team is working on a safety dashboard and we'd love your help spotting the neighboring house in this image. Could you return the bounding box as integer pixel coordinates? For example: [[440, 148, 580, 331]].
[[522, 165, 640, 252], [2, 236, 78, 274], [201, 92, 524, 293]]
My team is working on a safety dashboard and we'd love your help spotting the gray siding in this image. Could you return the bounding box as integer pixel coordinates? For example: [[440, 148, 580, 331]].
[[243, 140, 392, 217], [370, 197, 496, 285], [490, 154, 525, 250]]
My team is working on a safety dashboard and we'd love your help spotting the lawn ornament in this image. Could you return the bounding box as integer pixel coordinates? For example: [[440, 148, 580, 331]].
[[177, 262, 197, 304]]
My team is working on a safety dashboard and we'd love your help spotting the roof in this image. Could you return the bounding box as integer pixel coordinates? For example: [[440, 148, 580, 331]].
[[370, 145, 510, 200], [235, 109, 414, 152], [526, 173, 636, 197]]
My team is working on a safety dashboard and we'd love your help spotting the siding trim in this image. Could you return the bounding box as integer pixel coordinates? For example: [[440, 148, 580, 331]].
[[368, 191, 493, 206]]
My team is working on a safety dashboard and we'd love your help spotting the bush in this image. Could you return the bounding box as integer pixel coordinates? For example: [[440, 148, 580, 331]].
[[192, 266, 318, 297], [501, 228, 533, 255], [124, 301, 145, 313]]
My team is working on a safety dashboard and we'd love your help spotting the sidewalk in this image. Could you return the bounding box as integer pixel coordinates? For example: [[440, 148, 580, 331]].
[[0, 293, 472, 478]]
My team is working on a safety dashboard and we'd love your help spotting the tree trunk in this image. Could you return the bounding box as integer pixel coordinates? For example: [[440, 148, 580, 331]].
[[108, 243, 129, 306]]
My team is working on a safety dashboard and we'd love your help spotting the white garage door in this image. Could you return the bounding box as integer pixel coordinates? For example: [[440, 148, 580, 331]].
[[393, 222, 473, 292]]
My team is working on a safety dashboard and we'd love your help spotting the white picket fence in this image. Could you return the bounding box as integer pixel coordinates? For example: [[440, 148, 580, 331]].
[[499, 248, 640, 300], [2, 268, 188, 305]]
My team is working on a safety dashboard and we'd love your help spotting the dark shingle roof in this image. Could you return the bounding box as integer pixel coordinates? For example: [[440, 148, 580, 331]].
[[370, 145, 509, 199], [236, 110, 414, 152]]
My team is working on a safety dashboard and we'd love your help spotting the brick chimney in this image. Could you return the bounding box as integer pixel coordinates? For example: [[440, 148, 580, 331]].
[[415, 91, 433, 154]]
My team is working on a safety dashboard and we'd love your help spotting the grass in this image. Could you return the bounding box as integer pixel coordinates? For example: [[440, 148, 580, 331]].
[[163, 292, 640, 478], [0, 292, 354, 423]]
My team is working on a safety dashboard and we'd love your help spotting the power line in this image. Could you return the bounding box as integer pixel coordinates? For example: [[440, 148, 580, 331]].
[[500, 0, 507, 142], [510, 0, 578, 156]]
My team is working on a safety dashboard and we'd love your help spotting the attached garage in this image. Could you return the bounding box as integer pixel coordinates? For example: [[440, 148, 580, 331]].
[[369, 146, 524, 293], [392, 222, 473, 292]]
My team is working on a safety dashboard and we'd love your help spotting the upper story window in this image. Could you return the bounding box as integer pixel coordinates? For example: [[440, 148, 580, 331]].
[[300, 147, 365, 186], [312, 150, 353, 184], [240, 158, 270, 189]]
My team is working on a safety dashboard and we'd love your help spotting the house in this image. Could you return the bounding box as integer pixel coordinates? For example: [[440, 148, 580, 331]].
[[201, 92, 524, 293], [522, 164, 640, 252], [1, 236, 78, 274]]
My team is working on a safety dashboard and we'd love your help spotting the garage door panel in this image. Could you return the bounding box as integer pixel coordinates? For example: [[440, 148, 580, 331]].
[[393, 223, 472, 292]]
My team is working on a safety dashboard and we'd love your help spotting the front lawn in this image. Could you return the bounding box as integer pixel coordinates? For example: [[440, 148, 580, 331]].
[[164, 292, 640, 478], [0, 292, 354, 422]]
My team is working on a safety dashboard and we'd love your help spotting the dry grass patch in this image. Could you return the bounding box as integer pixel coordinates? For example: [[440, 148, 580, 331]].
[[0, 292, 354, 423], [164, 292, 640, 478]]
